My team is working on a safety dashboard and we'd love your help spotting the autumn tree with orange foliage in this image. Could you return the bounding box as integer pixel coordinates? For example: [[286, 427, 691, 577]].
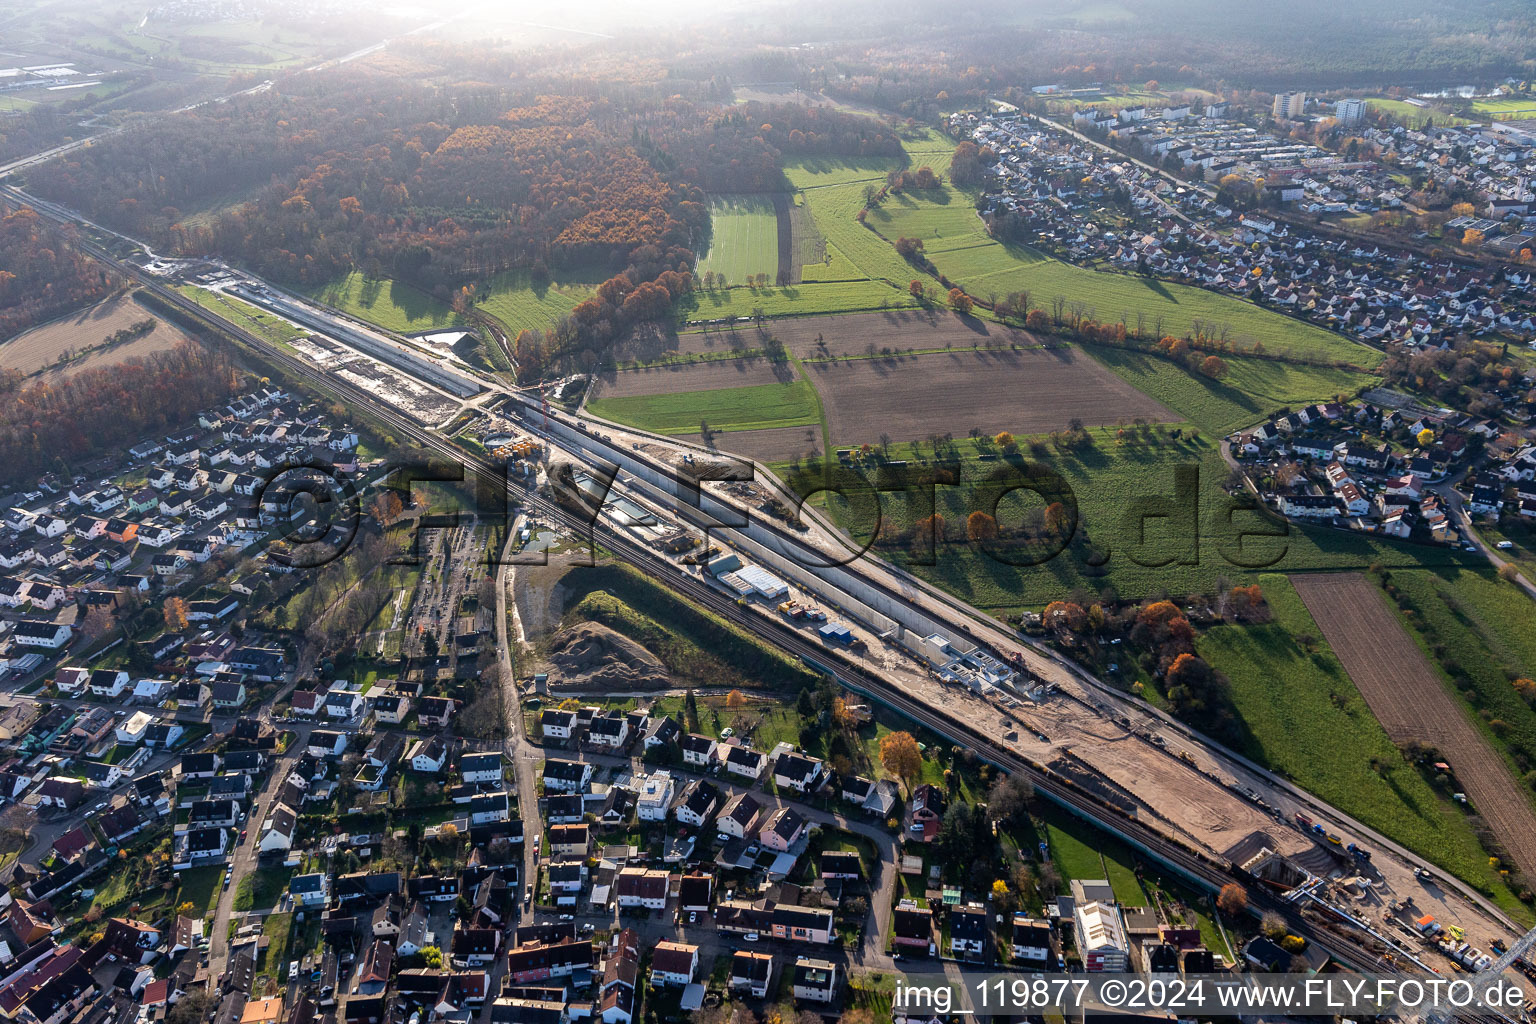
[[1042, 601, 1088, 633], [966, 511, 999, 541], [163, 597, 189, 632], [0, 205, 119, 339], [879, 731, 922, 790]]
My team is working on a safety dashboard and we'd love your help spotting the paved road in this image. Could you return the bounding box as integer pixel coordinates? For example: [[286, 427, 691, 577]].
[[1432, 475, 1536, 599], [205, 674, 309, 984]]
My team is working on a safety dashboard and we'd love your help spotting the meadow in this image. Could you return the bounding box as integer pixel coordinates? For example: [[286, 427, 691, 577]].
[[1470, 96, 1536, 118], [698, 194, 781, 283], [307, 272, 462, 333], [586, 378, 822, 435], [682, 279, 915, 321], [1197, 574, 1524, 912], [799, 427, 1463, 612], [863, 142, 1382, 368], [1087, 346, 1378, 435]]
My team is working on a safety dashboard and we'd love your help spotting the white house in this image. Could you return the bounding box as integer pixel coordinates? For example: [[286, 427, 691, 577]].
[[649, 942, 698, 988], [680, 734, 716, 767], [408, 738, 447, 773], [115, 710, 155, 745], [541, 709, 575, 740], [459, 752, 503, 786], [636, 770, 676, 822], [12, 620, 71, 649]]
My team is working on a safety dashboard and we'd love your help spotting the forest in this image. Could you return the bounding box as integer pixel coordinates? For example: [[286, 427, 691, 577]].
[[0, 341, 240, 487], [0, 205, 120, 341], [24, 62, 898, 303]]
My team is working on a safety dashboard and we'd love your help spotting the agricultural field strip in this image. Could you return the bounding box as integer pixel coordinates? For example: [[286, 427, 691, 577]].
[[0, 293, 185, 378], [1196, 574, 1514, 901], [806, 347, 1175, 445], [1290, 572, 1536, 881]]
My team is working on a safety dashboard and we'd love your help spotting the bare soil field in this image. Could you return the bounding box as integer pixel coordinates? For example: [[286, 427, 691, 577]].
[[807, 346, 1175, 444], [618, 309, 1044, 364], [0, 293, 185, 380], [680, 424, 824, 463], [1291, 572, 1536, 880], [588, 356, 797, 399], [766, 309, 1037, 358]]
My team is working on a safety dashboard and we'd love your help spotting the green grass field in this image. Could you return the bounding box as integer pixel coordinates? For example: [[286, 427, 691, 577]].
[[1197, 574, 1525, 914], [799, 428, 1464, 612], [773, 131, 1381, 368], [587, 377, 822, 435], [864, 148, 1381, 368], [699, 194, 780, 283], [475, 269, 600, 335], [176, 865, 224, 917], [1087, 346, 1377, 435], [683, 279, 915, 321], [1039, 806, 1146, 906], [1471, 96, 1536, 118], [175, 285, 306, 346], [1366, 98, 1468, 127], [307, 272, 462, 333]]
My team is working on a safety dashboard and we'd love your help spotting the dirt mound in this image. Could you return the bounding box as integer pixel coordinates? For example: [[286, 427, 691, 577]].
[[547, 621, 670, 690]]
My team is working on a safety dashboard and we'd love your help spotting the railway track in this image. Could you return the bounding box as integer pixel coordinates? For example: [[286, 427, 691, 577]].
[[13, 197, 1410, 977]]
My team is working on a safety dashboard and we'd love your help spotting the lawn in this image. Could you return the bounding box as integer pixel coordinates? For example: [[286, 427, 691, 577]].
[[306, 272, 463, 334], [863, 140, 1381, 368], [1197, 573, 1523, 910], [1471, 96, 1536, 118], [177, 865, 224, 917], [1366, 98, 1468, 128], [801, 427, 1455, 612], [1039, 804, 1146, 906], [586, 377, 822, 435], [233, 865, 295, 912], [258, 912, 293, 983], [1087, 345, 1378, 436], [682, 279, 915, 321], [699, 194, 780, 283]]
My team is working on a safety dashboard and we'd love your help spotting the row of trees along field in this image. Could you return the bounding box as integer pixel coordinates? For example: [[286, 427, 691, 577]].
[[0, 205, 119, 340]]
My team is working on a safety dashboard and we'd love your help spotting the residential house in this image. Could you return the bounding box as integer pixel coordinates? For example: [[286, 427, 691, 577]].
[[460, 752, 503, 785], [636, 770, 675, 821], [614, 868, 670, 910], [649, 942, 698, 987], [674, 780, 720, 827], [758, 806, 806, 853], [1075, 901, 1130, 971], [729, 951, 774, 999], [680, 733, 716, 767], [543, 758, 592, 794], [791, 958, 839, 1003], [717, 791, 762, 839], [770, 904, 834, 944], [722, 745, 767, 781], [541, 709, 575, 741], [408, 737, 447, 773], [772, 752, 823, 793]]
